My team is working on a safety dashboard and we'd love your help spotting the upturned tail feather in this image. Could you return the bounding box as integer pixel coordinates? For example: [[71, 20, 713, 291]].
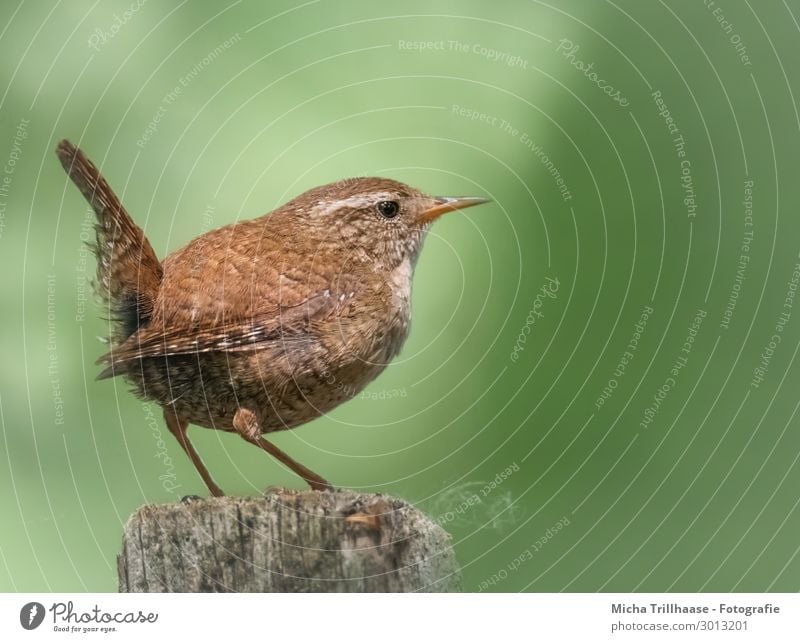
[[56, 139, 163, 352]]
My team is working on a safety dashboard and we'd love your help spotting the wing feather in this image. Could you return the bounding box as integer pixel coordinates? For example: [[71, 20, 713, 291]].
[[96, 288, 343, 378]]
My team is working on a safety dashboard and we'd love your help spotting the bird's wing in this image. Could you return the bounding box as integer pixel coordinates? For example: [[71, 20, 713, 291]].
[[95, 287, 347, 379], [94, 213, 370, 378], [148, 214, 364, 324]]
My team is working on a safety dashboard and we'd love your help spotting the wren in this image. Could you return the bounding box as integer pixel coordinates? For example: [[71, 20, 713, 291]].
[[56, 139, 489, 496]]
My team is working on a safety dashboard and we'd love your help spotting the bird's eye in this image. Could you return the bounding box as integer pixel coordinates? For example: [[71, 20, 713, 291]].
[[376, 200, 399, 219]]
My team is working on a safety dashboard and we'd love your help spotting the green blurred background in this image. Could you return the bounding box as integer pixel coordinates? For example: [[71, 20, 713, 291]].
[[2, 0, 800, 592]]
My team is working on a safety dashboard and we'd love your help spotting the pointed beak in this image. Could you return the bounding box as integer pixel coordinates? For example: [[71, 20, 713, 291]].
[[419, 195, 491, 225]]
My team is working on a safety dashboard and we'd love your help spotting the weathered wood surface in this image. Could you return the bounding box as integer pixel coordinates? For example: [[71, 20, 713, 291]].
[[118, 488, 461, 592]]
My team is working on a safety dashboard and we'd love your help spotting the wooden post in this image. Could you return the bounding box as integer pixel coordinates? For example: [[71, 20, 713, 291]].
[[118, 488, 461, 592]]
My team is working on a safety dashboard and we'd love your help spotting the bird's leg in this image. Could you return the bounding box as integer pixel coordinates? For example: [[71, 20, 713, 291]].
[[232, 407, 333, 491], [163, 409, 225, 497]]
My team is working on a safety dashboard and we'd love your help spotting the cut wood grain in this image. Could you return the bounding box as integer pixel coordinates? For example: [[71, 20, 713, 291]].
[[118, 488, 460, 592]]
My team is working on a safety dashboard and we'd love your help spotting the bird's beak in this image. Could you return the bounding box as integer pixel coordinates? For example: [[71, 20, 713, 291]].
[[419, 196, 491, 225]]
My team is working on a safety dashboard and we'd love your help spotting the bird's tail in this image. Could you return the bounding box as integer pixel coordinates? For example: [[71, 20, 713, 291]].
[[56, 139, 162, 343]]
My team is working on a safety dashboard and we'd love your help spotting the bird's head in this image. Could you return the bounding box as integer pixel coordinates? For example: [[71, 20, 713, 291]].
[[281, 177, 490, 269]]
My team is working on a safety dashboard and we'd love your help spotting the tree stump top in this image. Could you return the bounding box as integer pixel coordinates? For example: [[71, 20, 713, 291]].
[[118, 488, 461, 592]]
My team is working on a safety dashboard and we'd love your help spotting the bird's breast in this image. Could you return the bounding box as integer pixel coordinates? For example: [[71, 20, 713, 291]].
[[371, 257, 415, 363], [388, 256, 414, 310], [322, 257, 414, 365]]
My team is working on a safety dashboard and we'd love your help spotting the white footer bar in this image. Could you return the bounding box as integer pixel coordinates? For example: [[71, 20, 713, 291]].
[[1, 593, 796, 641]]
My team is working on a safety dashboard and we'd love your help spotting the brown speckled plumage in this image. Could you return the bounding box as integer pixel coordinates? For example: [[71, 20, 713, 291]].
[[56, 139, 488, 495]]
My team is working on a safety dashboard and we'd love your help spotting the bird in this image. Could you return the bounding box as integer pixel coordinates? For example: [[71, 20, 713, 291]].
[[56, 139, 489, 496]]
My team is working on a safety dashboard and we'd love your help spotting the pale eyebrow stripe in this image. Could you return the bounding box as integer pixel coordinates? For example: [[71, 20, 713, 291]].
[[315, 192, 394, 214]]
